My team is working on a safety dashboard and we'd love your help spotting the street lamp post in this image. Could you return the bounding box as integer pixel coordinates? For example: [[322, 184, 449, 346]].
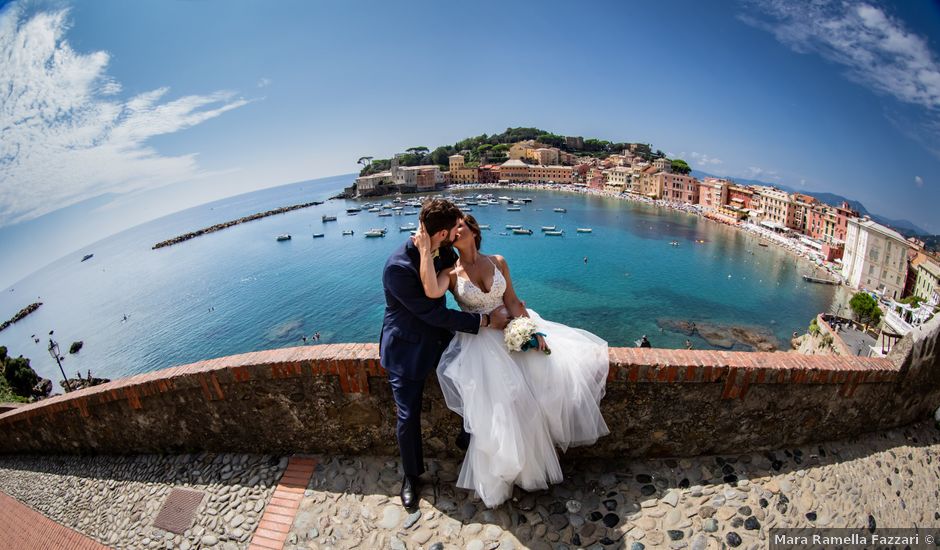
[[47, 332, 71, 393]]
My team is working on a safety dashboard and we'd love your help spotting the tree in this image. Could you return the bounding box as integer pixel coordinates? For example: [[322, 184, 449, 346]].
[[671, 159, 691, 175], [2, 353, 37, 397], [430, 146, 453, 168], [849, 292, 883, 328], [405, 147, 429, 164]]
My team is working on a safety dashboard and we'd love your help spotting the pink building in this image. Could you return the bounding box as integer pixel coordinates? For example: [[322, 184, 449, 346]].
[[655, 173, 700, 204], [698, 178, 729, 209]]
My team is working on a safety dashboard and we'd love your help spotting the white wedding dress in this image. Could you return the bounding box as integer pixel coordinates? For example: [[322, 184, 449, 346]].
[[437, 257, 610, 508]]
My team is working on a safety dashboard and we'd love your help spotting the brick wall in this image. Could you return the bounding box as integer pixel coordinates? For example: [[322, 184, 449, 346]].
[[1, 316, 938, 458]]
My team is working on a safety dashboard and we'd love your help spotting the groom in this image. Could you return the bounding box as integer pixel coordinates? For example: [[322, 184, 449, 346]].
[[380, 198, 509, 509]]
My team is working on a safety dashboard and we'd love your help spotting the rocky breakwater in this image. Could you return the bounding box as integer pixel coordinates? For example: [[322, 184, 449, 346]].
[[152, 200, 326, 250], [657, 319, 780, 351], [0, 302, 42, 333]]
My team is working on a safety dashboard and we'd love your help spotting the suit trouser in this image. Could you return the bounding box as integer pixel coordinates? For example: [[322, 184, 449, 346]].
[[388, 373, 427, 478]]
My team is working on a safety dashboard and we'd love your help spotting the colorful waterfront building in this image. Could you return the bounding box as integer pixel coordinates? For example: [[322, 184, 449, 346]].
[[653, 157, 672, 173], [655, 172, 699, 204], [605, 166, 632, 193], [479, 164, 500, 184], [911, 253, 940, 304], [727, 184, 756, 210], [529, 164, 573, 184], [698, 178, 730, 209], [448, 154, 479, 184], [841, 217, 911, 299], [500, 158, 529, 182]]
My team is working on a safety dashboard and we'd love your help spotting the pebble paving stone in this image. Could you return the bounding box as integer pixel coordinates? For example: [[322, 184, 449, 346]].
[[1, 419, 939, 549], [0, 452, 283, 549]]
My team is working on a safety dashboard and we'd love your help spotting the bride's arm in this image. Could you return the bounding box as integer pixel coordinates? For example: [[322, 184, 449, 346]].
[[414, 227, 452, 299], [496, 255, 547, 351], [494, 255, 528, 319]]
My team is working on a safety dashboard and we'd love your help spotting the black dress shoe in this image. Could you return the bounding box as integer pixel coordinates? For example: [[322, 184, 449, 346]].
[[456, 429, 471, 451], [400, 475, 419, 509]]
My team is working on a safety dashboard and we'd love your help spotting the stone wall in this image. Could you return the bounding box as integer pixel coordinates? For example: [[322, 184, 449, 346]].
[[1, 315, 938, 459]]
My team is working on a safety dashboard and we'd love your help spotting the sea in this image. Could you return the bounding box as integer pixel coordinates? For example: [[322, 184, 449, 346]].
[[0, 174, 849, 384]]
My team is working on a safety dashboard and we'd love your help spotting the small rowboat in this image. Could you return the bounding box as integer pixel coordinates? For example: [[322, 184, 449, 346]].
[[512, 228, 533, 235], [576, 228, 593, 233]]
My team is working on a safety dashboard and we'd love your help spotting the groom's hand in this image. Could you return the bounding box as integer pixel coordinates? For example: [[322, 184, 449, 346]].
[[488, 306, 510, 330]]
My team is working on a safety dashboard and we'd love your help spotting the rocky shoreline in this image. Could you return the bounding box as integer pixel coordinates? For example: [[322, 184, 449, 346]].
[[152, 200, 327, 250], [656, 319, 780, 352], [0, 302, 42, 333]]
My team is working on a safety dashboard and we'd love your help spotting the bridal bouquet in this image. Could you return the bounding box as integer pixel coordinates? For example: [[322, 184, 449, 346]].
[[504, 317, 551, 355]]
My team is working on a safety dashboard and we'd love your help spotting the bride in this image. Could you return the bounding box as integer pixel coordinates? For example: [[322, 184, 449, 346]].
[[414, 214, 610, 508]]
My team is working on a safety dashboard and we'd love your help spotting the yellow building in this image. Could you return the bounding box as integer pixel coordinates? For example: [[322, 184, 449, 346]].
[[638, 167, 662, 198], [509, 141, 537, 160], [913, 255, 940, 304], [529, 164, 573, 184], [526, 147, 560, 165], [500, 159, 529, 182], [605, 166, 632, 193], [448, 154, 478, 184]]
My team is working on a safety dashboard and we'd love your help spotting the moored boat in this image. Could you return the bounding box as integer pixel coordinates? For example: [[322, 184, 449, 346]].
[[505, 224, 522, 229], [541, 226, 556, 231], [276, 234, 291, 241], [553, 208, 567, 213], [576, 228, 592, 233], [312, 233, 325, 238], [342, 230, 354, 236], [400, 223, 417, 232], [544, 230, 564, 236], [322, 215, 337, 222], [512, 228, 533, 235]]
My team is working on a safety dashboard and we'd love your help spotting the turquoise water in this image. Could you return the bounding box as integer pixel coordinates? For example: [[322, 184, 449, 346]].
[[0, 175, 845, 383]]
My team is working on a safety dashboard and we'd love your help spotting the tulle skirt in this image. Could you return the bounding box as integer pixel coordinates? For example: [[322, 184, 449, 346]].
[[437, 309, 610, 508]]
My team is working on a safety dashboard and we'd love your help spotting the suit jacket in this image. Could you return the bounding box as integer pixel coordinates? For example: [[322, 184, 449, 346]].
[[380, 239, 480, 380]]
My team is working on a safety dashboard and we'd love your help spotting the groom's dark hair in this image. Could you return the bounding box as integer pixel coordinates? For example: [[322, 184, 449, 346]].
[[420, 199, 463, 236]]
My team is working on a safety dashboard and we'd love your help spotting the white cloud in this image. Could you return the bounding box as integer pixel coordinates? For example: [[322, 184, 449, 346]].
[[915, 175, 924, 188], [740, 1, 940, 158], [0, 4, 250, 227], [257, 77, 271, 88], [689, 151, 723, 166], [744, 166, 780, 181], [740, 1, 940, 109]]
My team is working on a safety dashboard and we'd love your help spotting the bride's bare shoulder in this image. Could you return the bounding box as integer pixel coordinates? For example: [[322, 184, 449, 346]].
[[489, 254, 509, 271]]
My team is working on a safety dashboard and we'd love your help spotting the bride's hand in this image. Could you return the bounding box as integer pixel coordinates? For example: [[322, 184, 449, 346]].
[[414, 224, 432, 255], [536, 334, 549, 353]]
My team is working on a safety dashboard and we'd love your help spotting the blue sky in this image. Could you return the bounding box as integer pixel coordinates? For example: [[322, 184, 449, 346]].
[[1, 0, 939, 288]]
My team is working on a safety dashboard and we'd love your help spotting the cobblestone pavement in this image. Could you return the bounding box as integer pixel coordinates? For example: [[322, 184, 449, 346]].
[[0, 419, 937, 549], [0, 452, 283, 549], [287, 419, 940, 550]]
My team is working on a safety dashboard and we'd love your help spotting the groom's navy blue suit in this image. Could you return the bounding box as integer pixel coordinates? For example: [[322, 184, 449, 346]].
[[380, 238, 481, 477]]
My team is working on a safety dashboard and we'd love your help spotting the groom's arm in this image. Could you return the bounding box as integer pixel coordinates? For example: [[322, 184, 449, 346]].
[[384, 264, 481, 335]]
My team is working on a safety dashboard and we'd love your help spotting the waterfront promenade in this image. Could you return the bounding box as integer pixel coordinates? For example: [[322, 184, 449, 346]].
[[0, 418, 936, 549]]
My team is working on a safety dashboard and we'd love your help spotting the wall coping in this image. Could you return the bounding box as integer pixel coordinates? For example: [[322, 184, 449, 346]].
[[0, 345, 899, 426]]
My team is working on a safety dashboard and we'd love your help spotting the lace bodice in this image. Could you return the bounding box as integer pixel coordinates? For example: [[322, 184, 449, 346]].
[[453, 257, 507, 314]]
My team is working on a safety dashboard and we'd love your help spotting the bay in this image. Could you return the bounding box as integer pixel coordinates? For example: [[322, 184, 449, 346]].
[[0, 175, 845, 383]]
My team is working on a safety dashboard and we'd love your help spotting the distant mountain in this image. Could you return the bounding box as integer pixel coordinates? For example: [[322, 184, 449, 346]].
[[691, 170, 931, 237]]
